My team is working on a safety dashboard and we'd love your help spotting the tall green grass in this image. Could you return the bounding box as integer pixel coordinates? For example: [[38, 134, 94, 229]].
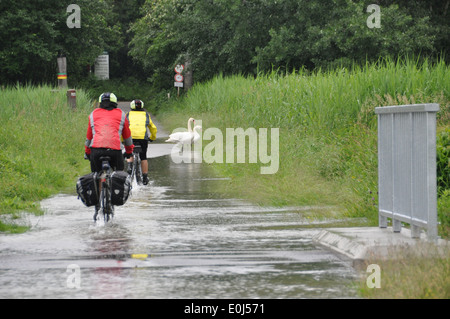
[[159, 57, 450, 232], [0, 85, 92, 232]]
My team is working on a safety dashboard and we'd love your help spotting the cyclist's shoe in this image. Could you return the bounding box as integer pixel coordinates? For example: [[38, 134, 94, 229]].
[[127, 162, 133, 175], [143, 173, 149, 185]]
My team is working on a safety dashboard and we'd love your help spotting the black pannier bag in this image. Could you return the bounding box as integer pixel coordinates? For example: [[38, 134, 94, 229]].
[[76, 172, 99, 207], [111, 171, 132, 206]]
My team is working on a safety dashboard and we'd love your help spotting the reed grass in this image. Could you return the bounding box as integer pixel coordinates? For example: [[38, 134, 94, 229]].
[[159, 57, 450, 231], [0, 85, 93, 232]]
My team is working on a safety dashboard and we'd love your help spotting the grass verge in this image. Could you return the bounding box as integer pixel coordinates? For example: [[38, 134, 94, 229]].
[[0, 85, 92, 233], [357, 243, 450, 299]]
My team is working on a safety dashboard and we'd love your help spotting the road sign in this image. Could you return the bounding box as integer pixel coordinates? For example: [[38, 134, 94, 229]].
[[95, 53, 109, 80], [174, 64, 185, 93], [174, 64, 184, 74]]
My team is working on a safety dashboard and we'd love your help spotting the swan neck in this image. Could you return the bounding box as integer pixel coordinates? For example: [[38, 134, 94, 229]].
[[188, 118, 194, 132]]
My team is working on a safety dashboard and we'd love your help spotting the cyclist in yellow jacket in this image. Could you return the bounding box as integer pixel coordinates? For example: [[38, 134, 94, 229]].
[[126, 99, 157, 185]]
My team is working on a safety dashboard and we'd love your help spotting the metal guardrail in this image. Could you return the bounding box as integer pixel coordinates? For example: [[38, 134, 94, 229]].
[[375, 103, 439, 240]]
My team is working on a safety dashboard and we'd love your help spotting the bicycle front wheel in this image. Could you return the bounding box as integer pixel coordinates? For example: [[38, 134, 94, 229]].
[[98, 181, 114, 222], [104, 183, 114, 222]]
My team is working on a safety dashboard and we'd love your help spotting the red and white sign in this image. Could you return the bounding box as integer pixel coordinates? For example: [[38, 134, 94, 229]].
[[174, 64, 185, 74], [174, 64, 184, 89], [174, 74, 184, 82]]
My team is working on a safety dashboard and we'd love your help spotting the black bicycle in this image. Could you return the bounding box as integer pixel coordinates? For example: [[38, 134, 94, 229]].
[[129, 145, 143, 185], [94, 156, 114, 222]]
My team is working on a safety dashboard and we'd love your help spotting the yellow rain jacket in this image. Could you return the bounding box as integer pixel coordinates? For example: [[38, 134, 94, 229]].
[[126, 110, 157, 141]]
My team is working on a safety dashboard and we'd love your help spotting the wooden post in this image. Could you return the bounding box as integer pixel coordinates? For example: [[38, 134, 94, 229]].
[[57, 56, 68, 88], [67, 89, 76, 109]]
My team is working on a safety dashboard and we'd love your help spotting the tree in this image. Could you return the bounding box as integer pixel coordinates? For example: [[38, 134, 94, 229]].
[[253, 0, 439, 71], [130, 0, 286, 87], [108, 0, 146, 79], [129, 0, 181, 89], [0, 0, 121, 85], [129, 0, 448, 89]]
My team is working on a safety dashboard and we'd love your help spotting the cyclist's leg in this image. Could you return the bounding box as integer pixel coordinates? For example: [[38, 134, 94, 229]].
[[90, 148, 105, 173], [141, 160, 149, 185], [138, 140, 149, 185], [110, 150, 125, 171], [126, 144, 134, 174], [126, 158, 133, 175], [141, 159, 148, 174]]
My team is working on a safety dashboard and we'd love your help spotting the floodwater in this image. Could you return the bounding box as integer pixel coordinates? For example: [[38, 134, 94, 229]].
[[0, 140, 358, 299]]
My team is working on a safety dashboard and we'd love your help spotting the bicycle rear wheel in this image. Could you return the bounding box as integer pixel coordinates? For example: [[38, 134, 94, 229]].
[[94, 180, 114, 223], [103, 181, 114, 222]]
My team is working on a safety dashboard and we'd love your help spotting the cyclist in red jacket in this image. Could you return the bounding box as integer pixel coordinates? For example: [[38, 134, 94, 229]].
[[85, 92, 134, 172]]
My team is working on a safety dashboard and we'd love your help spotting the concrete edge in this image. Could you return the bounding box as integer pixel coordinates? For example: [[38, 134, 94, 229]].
[[312, 229, 367, 261], [310, 227, 449, 268]]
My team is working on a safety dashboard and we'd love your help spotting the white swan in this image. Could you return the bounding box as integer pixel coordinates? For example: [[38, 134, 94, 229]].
[[191, 125, 202, 144], [165, 117, 195, 143], [165, 118, 202, 153]]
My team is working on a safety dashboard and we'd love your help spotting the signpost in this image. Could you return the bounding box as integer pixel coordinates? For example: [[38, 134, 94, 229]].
[[95, 52, 109, 80], [174, 64, 184, 96]]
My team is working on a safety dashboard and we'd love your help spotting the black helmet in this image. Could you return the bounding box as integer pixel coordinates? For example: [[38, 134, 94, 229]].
[[98, 92, 118, 108], [130, 99, 144, 110], [99, 92, 118, 103]]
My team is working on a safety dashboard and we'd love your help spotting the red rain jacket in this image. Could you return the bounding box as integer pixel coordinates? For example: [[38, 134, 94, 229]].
[[85, 108, 134, 155]]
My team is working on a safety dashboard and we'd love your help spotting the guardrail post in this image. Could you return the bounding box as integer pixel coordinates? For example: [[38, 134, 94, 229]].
[[375, 103, 439, 240]]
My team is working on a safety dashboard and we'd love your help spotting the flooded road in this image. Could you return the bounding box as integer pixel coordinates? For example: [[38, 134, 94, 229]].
[[0, 139, 358, 299]]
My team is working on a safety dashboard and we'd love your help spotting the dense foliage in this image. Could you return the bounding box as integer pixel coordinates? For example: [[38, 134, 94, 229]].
[[0, 0, 144, 85], [1, 0, 448, 89], [129, 0, 449, 88]]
